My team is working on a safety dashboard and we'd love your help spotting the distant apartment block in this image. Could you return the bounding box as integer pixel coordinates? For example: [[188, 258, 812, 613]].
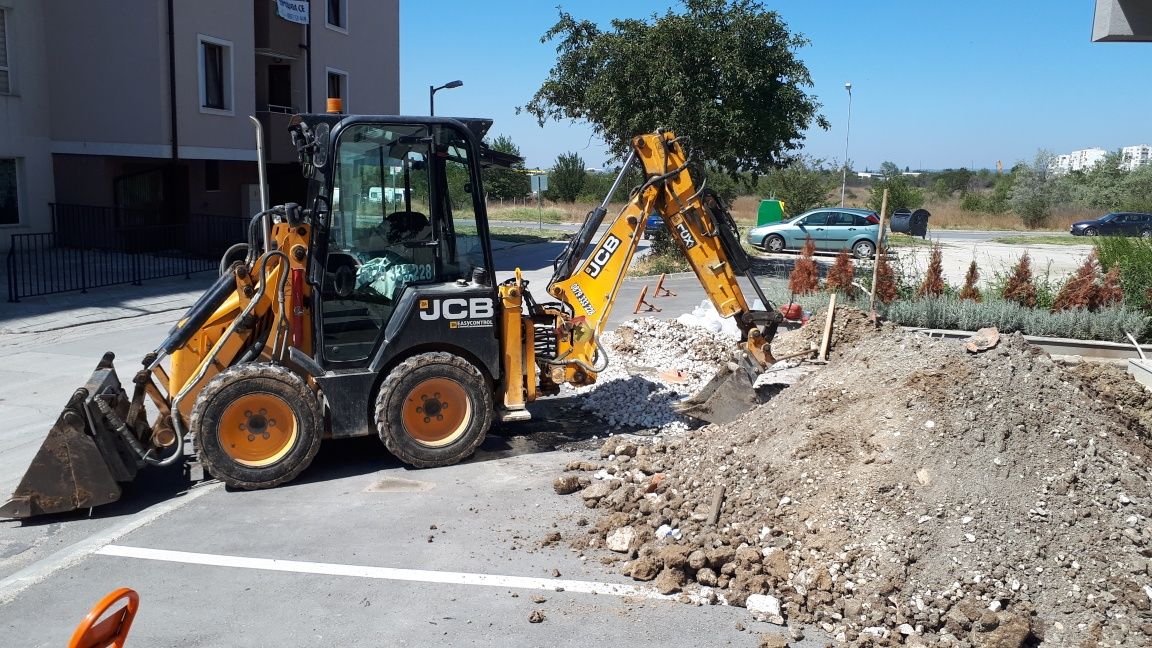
[[1121, 145, 1152, 171], [0, 0, 399, 251], [1051, 148, 1108, 174]]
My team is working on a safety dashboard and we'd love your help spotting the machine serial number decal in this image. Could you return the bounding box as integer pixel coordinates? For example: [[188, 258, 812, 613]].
[[419, 297, 494, 328], [569, 284, 597, 315], [584, 235, 622, 278], [675, 223, 697, 249]]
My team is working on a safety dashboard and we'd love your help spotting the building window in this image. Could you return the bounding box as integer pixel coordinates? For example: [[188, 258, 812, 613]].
[[0, 8, 10, 94], [327, 0, 347, 30], [198, 35, 233, 113], [327, 69, 348, 109], [205, 160, 220, 192], [0, 159, 19, 226]]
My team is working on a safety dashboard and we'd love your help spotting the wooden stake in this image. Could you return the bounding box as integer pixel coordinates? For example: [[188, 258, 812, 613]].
[[653, 273, 677, 297], [632, 284, 661, 314], [817, 292, 837, 362], [868, 188, 889, 315], [708, 485, 726, 525]]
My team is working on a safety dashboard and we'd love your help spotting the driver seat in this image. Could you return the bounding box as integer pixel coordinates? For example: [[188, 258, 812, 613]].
[[384, 211, 430, 244]]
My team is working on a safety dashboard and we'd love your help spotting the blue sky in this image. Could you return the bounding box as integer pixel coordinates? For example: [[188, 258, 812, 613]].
[[399, 1, 1151, 172]]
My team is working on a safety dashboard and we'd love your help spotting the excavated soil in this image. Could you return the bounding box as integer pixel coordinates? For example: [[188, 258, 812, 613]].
[[557, 318, 1152, 647], [1067, 361, 1152, 441]]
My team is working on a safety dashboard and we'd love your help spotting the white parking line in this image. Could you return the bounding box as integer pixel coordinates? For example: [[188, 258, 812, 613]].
[[96, 545, 681, 600], [0, 483, 222, 605]]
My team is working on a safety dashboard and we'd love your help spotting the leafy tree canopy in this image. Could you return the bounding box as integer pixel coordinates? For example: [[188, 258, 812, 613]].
[[482, 134, 532, 200], [549, 152, 587, 202], [524, 0, 828, 178]]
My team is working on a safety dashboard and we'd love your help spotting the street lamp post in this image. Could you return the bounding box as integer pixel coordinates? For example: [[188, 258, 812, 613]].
[[429, 80, 463, 116], [840, 81, 853, 207]]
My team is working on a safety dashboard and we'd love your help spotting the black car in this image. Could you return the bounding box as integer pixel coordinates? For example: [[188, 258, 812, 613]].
[[1070, 212, 1152, 238]]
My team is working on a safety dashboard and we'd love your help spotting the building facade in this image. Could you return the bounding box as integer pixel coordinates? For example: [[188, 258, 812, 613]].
[[1121, 144, 1152, 171], [1051, 148, 1108, 175], [0, 0, 399, 251]]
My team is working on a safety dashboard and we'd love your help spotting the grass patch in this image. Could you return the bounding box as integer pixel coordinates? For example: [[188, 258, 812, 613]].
[[887, 234, 935, 248], [991, 235, 1091, 246], [486, 206, 574, 224], [458, 226, 571, 245], [631, 250, 691, 276]]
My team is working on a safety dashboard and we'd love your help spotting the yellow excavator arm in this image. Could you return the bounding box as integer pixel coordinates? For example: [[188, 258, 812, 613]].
[[496, 130, 781, 414]]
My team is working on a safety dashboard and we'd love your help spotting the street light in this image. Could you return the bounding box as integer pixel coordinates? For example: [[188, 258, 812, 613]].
[[840, 81, 853, 207], [429, 79, 463, 116]]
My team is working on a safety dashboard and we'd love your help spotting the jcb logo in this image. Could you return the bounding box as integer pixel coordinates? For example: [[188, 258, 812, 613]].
[[675, 223, 697, 249], [419, 298, 494, 321], [584, 235, 622, 278]]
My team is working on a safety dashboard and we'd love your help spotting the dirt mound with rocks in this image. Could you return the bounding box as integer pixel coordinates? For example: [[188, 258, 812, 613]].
[[1067, 361, 1152, 440], [772, 306, 898, 360], [559, 330, 1152, 646]]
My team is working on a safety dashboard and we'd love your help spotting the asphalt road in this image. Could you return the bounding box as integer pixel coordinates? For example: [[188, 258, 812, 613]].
[[0, 240, 813, 648]]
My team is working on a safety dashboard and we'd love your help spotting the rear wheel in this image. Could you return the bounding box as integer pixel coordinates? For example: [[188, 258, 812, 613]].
[[764, 235, 785, 253], [375, 352, 492, 468], [852, 239, 876, 259], [191, 363, 323, 489], [1141, 229, 1151, 239]]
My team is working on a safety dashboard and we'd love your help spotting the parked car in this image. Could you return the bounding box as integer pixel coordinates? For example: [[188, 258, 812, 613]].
[[1070, 212, 1152, 238], [643, 212, 664, 239], [746, 207, 882, 258]]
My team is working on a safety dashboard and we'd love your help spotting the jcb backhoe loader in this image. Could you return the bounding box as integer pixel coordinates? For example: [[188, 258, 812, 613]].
[[2, 113, 781, 519]]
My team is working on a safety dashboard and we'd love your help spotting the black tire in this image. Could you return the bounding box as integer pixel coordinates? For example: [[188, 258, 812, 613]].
[[375, 352, 492, 468], [852, 239, 877, 259], [764, 235, 786, 253], [1084, 227, 1098, 237], [190, 363, 323, 490], [1141, 229, 1151, 239]]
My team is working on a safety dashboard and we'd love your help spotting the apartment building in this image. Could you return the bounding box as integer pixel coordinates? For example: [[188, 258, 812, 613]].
[[1121, 144, 1152, 171], [1051, 147, 1108, 175], [0, 0, 399, 251]]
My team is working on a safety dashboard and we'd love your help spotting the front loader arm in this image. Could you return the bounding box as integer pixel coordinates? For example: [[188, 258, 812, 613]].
[[542, 131, 780, 387]]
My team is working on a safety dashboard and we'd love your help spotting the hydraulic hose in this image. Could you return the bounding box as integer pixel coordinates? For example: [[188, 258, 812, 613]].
[[94, 396, 183, 467]]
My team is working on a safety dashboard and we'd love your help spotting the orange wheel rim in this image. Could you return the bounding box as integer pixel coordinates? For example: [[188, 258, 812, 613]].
[[401, 378, 471, 448], [217, 392, 299, 467]]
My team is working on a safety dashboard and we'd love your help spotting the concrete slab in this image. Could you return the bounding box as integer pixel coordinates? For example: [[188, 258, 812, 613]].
[[1127, 359, 1152, 390]]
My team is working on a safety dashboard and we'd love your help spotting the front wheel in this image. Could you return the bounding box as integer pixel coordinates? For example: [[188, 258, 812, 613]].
[[1084, 227, 1098, 237], [764, 235, 786, 254], [852, 239, 877, 259], [375, 352, 493, 468], [1141, 229, 1151, 239], [191, 364, 323, 489]]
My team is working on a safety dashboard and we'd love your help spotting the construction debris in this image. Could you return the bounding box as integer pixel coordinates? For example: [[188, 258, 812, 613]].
[[557, 317, 1152, 647]]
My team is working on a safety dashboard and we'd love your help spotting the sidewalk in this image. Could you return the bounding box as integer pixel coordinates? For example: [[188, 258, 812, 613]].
[[0, 271, 215, 334]]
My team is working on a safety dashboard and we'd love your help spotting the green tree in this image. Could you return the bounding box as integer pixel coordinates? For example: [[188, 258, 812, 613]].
[[867, 162, 924, 213], [549, 152, 586, 202], [760, 157, 837, 215], [524, 0, 828, 178], [1009, 150, 1063, 228], [481, 134, 531, 201]]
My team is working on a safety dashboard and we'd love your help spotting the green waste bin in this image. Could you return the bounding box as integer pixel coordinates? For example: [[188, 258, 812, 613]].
[[757, 199, 786, 226]]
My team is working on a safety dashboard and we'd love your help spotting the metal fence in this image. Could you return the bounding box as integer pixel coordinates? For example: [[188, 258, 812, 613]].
[[6, 204, 250, 302]]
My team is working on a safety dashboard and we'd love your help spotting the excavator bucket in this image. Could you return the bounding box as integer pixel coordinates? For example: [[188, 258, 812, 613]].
[[0, 353, 138, 519], [675, 355, 772, 426]]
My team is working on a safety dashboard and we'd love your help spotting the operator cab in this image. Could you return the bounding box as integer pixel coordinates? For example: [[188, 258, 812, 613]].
[[290, 114, 512, 375]]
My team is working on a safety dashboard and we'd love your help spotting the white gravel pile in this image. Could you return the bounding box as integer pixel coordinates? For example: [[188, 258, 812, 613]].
[[568, 318, 732, 432]]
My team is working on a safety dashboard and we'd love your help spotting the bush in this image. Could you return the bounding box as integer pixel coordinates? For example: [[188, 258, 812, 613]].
[[916, 244, 947, 298], [1094, 235, 1152, 312], [1051, 253, 1103, 312], [1000, 253, 1038, 307], [959, 261, 982, 302], [825, 249, 857, 298], [883, 295, 1151, 342], [871, 248, 899, 304], [788, 237, 820, 295]]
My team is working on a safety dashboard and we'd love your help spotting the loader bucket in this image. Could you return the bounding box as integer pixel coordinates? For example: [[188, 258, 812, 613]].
[[0, 353, 138, 519]]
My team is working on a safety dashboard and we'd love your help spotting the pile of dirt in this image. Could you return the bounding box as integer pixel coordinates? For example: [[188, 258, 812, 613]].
[[558, 328, 1152, 646], [772, 305, 898, 360], [1067, 361, 1152, 440]]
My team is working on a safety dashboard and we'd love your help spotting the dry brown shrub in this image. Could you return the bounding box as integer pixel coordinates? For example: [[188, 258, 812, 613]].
[[872, 246, 898, 304], [1053, 253, 1101, 312], [958, 261, 982, 302], [1098, 267, 1124, 308], [1003, 253, 1038, 307], [916, 244, 947, 298], [788, 237, 820, 296], [825, 249, 857, 297]]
